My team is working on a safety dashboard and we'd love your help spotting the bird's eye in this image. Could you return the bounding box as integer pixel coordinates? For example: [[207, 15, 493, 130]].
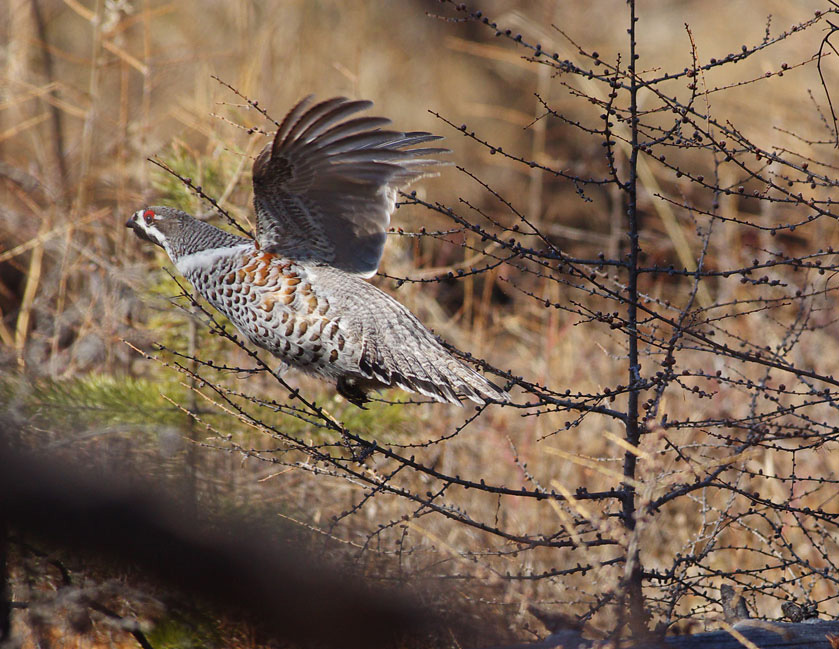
[[143, 209, 155, 224]]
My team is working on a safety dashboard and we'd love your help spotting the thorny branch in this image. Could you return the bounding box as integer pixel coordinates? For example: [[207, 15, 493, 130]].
[[133, 1, 839, 642]]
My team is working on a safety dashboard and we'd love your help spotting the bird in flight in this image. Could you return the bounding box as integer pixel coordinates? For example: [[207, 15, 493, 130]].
[[127, 96, 509, 408]]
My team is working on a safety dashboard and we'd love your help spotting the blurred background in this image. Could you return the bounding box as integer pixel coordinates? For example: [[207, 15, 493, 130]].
[[2, 0, 833, 375], [2, 0, 838, 647]]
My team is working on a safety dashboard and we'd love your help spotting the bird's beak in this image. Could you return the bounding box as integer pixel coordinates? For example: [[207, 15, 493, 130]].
[[125, 214, 141, 237]]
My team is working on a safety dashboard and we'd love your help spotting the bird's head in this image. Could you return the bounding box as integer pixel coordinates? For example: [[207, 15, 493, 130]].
[[126, 206, 190, 252]]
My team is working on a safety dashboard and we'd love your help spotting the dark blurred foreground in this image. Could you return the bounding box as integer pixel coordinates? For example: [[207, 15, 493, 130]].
[[0, 438, 442, 648]]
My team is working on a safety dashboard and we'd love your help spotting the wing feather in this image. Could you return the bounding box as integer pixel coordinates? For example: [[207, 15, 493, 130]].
[[272, 95, 315, 145], [252, 97, 447, 277]]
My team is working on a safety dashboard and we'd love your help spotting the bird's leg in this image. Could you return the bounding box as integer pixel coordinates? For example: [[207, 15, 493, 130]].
[[336, 376, 370, 409]]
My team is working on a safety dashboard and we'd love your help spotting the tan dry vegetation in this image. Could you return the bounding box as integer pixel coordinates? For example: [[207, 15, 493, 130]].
[[2, 0, 839, 647]]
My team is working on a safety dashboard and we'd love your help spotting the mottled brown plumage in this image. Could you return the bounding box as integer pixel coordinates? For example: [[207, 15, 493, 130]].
[[127, 97, 509, 407]]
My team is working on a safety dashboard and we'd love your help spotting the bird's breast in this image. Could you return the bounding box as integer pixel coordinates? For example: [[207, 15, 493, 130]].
[[181, 248, 350, 372]]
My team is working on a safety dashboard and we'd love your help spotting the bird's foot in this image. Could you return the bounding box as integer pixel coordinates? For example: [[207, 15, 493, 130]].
[[336, 376, 370, 409]]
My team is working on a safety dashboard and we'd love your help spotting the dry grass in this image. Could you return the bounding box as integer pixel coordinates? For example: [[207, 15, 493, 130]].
[[2, 0, 839, 647]]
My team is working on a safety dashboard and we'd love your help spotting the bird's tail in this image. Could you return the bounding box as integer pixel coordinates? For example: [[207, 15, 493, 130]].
[[360, 342, 510, 406], [358, 292, 511, 406]]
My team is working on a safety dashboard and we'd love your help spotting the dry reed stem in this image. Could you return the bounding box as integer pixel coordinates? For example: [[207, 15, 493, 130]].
[[0, 112, 50, 143], [14, 216, 49, 366]]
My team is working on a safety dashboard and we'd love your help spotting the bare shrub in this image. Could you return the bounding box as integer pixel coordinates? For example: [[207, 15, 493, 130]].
[[4, 0, 839, 645], [120, 1, 839, 641]]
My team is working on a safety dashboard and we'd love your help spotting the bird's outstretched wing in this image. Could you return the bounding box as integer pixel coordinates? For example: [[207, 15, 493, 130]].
[[252, 96, 447, 277]]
